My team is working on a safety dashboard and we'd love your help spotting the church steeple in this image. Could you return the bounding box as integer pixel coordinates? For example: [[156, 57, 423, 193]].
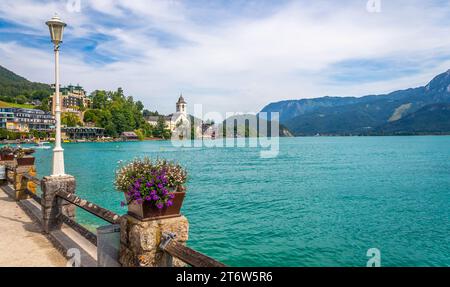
[[176, 94, 187, 114]]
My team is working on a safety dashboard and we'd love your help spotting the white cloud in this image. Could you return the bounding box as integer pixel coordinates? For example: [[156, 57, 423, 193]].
[[1, 0, 450, 115]]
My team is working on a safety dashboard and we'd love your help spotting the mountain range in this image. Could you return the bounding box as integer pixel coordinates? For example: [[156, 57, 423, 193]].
[[2, 64, 450, 136], [0, 65, 51, 105], [261, 70, 450, 136]]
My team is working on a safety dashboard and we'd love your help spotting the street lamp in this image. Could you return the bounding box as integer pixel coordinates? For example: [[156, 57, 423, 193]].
[[46, 15, 66, 176]]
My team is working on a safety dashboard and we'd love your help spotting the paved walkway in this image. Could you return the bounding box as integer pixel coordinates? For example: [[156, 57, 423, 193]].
[[0, 189, 66, 267]]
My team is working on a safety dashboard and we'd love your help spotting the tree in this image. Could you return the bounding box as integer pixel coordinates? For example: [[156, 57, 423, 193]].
[[153, 117, 171, 139], [61, 112, 82, 127], [79, 87, 175, 139], [83, 109, 99, 123], [134, 129, 145, 141], [37, 98, 50, 112], [91, 90, 108, 109], [135, 101, 144, 112], [15, 95, 28, 104]]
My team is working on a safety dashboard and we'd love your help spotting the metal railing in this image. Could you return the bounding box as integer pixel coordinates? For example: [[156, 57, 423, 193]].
[[159, 233, 227, 267]]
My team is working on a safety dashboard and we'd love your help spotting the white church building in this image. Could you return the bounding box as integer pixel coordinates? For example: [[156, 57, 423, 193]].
[[146, 94, 192, 133]]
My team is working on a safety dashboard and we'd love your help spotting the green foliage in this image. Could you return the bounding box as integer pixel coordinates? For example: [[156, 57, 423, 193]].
[[30, 129, 49, 139], [15, 95, 28, 104], [153, 117, 171, 139], [134, 129, 145, 141], [37, 98, 50, 112], [61, 112, 83, 127], [85, 88, 156, 138], [0, 128, 23, 140], [143, 109, 159, 117], [0, 65, 52, 104], [0, 100, 35, 109], [0, 66, 173, 139]]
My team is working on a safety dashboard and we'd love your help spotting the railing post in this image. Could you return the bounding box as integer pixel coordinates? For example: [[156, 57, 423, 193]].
[[119, 215, 189, 267], [1, 159, 16, 185], [13, 160, 36, 201], [41, 175, 76, 233]]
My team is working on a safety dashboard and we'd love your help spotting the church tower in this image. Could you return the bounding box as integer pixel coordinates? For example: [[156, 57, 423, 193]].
[[176, 94, 187, 115]]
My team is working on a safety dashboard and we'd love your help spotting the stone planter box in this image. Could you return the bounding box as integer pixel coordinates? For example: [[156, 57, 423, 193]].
[[16, 157, 35, 166], [0, 154, 14, 161], [126, 191, 186, 221]]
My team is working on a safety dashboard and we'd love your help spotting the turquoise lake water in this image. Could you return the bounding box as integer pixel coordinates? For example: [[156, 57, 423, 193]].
[[26, 136, 450, 266]]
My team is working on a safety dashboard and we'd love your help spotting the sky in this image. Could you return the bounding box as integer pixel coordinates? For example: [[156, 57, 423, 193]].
[[1, 0, 450, 116]]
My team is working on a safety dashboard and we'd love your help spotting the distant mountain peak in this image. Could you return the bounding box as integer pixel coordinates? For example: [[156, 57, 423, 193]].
[[426, 69, 450, 92], [260, 69, 450, 135]]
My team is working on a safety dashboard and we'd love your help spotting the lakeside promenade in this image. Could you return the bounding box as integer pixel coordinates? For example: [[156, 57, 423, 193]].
[[0, 189, 65, 267]]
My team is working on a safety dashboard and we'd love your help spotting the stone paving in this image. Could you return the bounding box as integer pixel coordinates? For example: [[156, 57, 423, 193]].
[[0, 189, 66, 267]]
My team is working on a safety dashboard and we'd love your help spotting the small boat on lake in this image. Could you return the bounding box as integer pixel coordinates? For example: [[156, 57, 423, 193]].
[[34, 142, 51, 149]]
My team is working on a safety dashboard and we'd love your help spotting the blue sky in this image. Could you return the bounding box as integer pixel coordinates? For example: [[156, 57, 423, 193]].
[[1, 0, 450, 115]]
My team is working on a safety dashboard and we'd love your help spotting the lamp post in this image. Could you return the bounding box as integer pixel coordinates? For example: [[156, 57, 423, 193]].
[[46, 15, 66, 176]]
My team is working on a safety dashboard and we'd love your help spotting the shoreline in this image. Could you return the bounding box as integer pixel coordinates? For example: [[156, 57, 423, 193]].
[[2, 134, 450, 145]]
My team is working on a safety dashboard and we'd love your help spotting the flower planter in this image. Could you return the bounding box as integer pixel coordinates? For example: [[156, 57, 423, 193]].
[[0, 154, 14, 161], [126, 191, 186, 221], [16, 157, 35, 166]]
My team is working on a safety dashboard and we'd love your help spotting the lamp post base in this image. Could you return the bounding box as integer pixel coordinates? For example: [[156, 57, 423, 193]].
[[52, 147, 65, 177]]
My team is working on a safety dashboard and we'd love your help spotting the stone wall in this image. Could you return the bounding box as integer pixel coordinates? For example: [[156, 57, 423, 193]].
[[119, 215, 189, 267]]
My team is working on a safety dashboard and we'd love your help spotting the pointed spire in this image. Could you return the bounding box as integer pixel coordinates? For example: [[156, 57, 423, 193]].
[[177, 93, 186, 104]]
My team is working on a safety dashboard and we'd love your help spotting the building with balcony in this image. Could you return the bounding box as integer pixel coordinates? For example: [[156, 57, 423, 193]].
[[62, 126, 105, 140], [0, 108, 55, 132], [50, 84, 91, 116], [0, 108, 15, 129]]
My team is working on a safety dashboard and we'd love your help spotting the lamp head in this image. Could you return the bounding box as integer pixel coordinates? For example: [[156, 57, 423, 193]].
[[46, 15, 66, 45]]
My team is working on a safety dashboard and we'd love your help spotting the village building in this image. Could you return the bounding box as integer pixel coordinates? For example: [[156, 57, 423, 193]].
[[145, 95, 212, 139], [121, 131, 139, 141], [62, 127, 105, 140], [146, 94, 191, 131], [0, 107, 55, 132], [50, 84, 91, 117]]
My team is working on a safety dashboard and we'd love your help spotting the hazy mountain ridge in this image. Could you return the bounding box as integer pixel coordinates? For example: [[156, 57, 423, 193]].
[[376, 103, 450, 134], [261, 70, 450, 135], [220, 114, 293, 137]]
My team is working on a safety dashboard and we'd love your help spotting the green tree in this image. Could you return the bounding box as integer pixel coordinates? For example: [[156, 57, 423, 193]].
[[15, 95, 28, 104], [61, 112, 82, 127], [91, 90, 108, 109], [153, 117, 171, 139], [37, 98, 50, 112], [82, 88, 167, 139]]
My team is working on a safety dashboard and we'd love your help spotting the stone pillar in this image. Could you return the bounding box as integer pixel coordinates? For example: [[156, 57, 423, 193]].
[[14, 164, 36, 201], [1, 159, 16, 185], [119, 215, 189, 267], [41, 175, 76, 233]]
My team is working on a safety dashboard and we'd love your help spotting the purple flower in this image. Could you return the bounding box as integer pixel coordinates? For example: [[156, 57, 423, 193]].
[[145, 182, 152, 188], [166, 200, 173, 207], [169, 193, 175, 199], [156, 203, 164, 209], [157, 183, 163, 189]]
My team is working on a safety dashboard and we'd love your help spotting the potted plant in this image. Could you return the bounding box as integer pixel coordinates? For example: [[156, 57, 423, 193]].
[[115, 157, 188, 220], [15, 148, 35, 166], [0, 146, 15, 161]]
